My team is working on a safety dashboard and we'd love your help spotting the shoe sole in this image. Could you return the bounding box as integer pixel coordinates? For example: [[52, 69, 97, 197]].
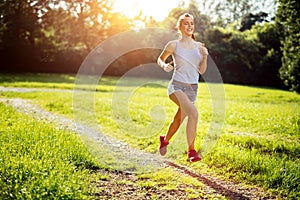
[[159, 135, 168, 156], [160, 146, 167, 156], [187, 157, 201, 163]]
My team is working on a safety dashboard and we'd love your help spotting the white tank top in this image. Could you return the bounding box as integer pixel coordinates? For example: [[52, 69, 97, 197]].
[[172, 40, 202, 84]]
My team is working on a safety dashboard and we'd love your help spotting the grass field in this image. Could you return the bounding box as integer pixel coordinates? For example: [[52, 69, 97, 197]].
[[0, 73, 299, 199], [0, 102, 103, 199]]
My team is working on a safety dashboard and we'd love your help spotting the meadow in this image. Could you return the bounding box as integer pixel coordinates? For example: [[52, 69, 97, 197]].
[[0, 73, 299, 199]]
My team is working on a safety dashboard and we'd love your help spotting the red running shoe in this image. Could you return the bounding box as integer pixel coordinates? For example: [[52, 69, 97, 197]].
[[187, 149, 201, 162], [159, 135, 169, 156]]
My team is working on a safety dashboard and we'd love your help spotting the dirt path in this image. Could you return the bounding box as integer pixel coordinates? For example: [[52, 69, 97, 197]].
[[0, 87, 276, 199]]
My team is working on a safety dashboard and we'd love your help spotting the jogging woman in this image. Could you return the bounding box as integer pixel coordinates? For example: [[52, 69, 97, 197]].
[[157, 13, 208, 162]]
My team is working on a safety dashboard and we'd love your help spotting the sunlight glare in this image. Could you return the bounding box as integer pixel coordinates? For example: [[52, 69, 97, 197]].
[[113, 0, 189, 21]]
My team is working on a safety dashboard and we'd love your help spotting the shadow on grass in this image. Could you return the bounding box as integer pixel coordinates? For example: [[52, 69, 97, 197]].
[[166, 161, 251, 200]]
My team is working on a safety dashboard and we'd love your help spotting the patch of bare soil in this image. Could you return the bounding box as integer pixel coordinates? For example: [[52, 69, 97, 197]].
[[0, 87, 277, 199], [95, 169, 200, 200]]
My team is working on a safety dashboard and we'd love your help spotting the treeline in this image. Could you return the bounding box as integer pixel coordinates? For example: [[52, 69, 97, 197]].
[[0, 0, 299, 92]]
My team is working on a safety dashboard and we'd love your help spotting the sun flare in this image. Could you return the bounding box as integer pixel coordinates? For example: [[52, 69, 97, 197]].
[[113, 0, 189, 21]]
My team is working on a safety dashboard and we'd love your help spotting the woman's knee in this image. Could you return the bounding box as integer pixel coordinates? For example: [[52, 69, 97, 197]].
[[188, 108, 198, 121]]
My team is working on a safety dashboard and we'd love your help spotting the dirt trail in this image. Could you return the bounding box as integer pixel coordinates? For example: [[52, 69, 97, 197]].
[[0, 87, 276, 199]]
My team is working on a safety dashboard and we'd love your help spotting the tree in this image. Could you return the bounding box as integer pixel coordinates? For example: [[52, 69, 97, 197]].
[[212, 0, 253, 25], [44, 0, 114, 51], [240, 12, 269, 31], [253, 22, 284, 88], [207, 0, 277, 27], [0, 0, 45, 70], [276, 0, 300, 93], [0, 0, 135, 73], [204, 27, 261, 84], [204, 20, 287, 88]]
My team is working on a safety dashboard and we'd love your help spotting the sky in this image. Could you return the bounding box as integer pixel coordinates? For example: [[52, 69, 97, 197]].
[[113, 0, 190, 21], [113, 0, 277, 22]]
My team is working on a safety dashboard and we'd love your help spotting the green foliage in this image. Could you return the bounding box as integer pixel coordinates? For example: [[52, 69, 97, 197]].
[[252, 23, 283, 88], [276, 0, 300, 93], [204, 21, 284, 88], [209, 0, 271, 26], [240, 12, 268, 31], [205, 27, 260, 84], [0, 0, 130, 71], [0, 0, 292, 91], [0, 0, 45, 68]]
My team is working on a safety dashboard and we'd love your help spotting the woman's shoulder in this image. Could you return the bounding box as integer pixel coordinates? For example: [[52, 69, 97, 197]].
[[165, 40, 178, 51], [166, 39, 179, 46]]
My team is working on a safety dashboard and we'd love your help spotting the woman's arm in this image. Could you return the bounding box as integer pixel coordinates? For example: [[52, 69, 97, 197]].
[[157, 41, 176, 72], [198, 42, 208, 75]]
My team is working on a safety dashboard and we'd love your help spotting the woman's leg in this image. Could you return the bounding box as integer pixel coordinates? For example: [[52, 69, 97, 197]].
[[165, 107, 186, 142], [169, 91, 198, 151], [160, 96, 187, 156]]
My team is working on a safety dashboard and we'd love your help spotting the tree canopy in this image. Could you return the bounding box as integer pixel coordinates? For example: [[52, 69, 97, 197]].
[[276, 0, 300, 93], [0, 0, 298, 92]]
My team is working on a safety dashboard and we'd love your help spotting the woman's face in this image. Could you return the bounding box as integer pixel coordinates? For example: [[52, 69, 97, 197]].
[[179, 17, 194, 37]]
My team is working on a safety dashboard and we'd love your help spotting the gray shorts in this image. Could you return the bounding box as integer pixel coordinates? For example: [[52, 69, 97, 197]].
[[168, 80, 198, 103]]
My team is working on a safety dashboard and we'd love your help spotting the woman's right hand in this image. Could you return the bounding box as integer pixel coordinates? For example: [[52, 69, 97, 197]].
[[163, 61, 174, 72]]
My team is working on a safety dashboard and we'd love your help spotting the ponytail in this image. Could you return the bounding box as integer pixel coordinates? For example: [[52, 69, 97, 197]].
[[192, 34, 195, 40]]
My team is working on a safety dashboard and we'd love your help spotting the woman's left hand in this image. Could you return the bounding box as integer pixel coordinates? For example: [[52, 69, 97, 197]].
[[200, 43, 208, 56]]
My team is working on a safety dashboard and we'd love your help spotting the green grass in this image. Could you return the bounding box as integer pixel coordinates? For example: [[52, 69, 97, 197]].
[[136, 167, 225, 199], [0, 73, 299, 199], [0, 73, 76, 89], [0, 102, 102, 199]]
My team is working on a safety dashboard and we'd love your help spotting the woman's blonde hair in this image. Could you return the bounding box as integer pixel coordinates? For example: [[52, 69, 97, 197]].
[[176, 13, 195, 40]]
